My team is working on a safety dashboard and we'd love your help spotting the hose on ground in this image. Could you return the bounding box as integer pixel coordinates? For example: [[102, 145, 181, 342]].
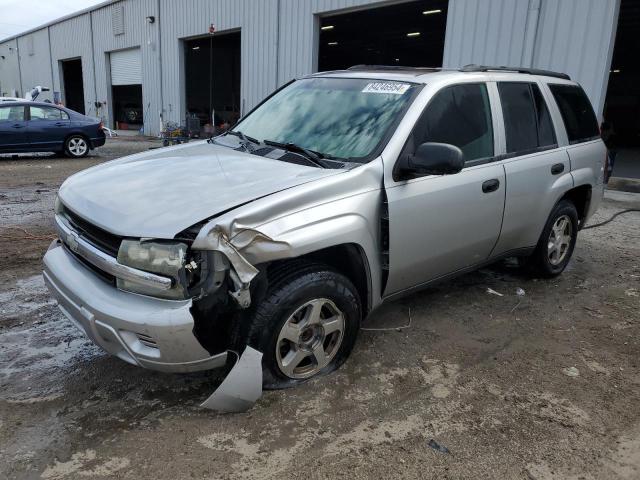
[[582, 209, 640, 230]]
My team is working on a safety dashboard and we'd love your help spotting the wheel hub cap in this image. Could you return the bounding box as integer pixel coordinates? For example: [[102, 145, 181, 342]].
[[547, 215, 572, 266], [275, 298, 345, 379]]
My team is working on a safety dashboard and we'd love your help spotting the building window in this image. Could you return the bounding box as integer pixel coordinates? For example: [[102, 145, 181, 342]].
[[112, 5, 125, 36]]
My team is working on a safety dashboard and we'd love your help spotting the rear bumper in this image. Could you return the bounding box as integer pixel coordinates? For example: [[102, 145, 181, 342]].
[[584, 182, 605, 225], [90, 134, 106, 148], [43, 241, 227, 373]]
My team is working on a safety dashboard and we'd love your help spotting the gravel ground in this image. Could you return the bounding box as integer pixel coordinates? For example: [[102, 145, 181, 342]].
[[0, 138, 639, 479]]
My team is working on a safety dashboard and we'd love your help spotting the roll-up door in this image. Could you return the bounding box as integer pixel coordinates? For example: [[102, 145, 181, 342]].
[[110, 48, 141, 85]]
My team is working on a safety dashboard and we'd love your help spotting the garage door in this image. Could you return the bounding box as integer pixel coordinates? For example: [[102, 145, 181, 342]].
[[110, 48, 142, 85]]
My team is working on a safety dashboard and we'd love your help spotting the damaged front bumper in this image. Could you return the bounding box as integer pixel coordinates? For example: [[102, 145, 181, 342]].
[[43, 241, 228, 373]]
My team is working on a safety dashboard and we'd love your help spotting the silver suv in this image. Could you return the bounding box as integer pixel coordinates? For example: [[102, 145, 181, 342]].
[[44, 65, 605, 388]]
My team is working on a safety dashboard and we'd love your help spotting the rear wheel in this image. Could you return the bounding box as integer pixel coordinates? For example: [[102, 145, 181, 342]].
[[236, 262, 361, 389], [65, 135, 89, 158], [527, 200, 578, 277]]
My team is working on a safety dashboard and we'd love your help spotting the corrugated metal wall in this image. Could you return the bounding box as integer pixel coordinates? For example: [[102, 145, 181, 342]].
[[158, 0, 279, 125], [49, 14, 96, 117], [15, 29, 54, 102], [533, 0, 620, 117], [443, 0, 531, 67], [91, 0, 161, 134], [0, 0, 620, 133], [0, 38, 22, 97], [444, 0, 620, 118], [277, 0, 402, 85]]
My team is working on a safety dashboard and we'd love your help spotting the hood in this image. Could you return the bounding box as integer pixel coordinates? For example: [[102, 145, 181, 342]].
[[58, 141, 342, 238]]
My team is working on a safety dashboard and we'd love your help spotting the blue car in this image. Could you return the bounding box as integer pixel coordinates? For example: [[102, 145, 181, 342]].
[[0, 101, 106, 158]]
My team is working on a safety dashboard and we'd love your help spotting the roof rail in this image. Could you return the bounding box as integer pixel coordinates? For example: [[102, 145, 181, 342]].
[[347, 65, 442, 73], [460, 64, 571, 80]]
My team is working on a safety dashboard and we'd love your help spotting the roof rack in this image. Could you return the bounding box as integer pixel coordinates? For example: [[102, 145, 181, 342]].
[[459, 64, 571, 80], [347, 65, 443, 73]]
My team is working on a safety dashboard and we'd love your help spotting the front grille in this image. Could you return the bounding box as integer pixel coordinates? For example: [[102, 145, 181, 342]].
[[61, 206, 122, 257], [66, 245, 117, 285]]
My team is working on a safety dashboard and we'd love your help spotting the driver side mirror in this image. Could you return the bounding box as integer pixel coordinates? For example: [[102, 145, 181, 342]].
[[396, 142, 464, 179]]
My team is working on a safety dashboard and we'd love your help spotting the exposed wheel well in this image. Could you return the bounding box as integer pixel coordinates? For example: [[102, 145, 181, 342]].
[[266, 244, 372, 317], [560, 185, 592, 227]]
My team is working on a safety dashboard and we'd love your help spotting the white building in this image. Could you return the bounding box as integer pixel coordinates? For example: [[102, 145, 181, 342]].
[[0, 0, 630, 138]]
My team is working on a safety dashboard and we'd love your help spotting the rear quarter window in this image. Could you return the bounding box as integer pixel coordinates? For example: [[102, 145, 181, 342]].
[[548, 84, 599, 144]]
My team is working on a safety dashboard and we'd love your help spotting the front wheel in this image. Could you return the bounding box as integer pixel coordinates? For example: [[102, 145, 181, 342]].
[[527, 200, 578, 277], [236, 262, 361, 389], [65, 135, 89, 158]]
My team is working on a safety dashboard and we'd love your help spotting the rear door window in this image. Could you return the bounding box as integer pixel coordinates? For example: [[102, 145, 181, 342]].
[[409, 83, 494, 164], [29, 106, 68, 121], [0, 105, 25, 121], [498, 82, 557, 155], [548, 84, 599, 144]]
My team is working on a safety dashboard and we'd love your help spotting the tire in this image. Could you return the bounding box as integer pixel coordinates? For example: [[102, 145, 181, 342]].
[[65, 135, 89, 158], [235, 262, 361, 389], [527, 200, 578, 277]]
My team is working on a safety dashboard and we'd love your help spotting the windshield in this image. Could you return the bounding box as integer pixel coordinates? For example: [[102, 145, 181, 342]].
[[233, 77, 420, 160]]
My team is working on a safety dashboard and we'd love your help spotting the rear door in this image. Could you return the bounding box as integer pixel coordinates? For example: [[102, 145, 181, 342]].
[[384, 82, 505, 295], [491, 81, 573, 256], [27, 105, 70, 151], [0, 104, 28, 152], [548, 84, 606, 188]]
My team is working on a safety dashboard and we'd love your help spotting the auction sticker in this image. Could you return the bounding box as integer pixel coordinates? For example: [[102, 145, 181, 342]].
[[362, 82, 411, 95]]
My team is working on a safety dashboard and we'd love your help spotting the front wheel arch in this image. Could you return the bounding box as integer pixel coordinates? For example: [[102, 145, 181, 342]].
[[272, 243, 372, 318]]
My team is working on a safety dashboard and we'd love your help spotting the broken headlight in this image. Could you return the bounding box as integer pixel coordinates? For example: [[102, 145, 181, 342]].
[[117, 239, 191, 300]]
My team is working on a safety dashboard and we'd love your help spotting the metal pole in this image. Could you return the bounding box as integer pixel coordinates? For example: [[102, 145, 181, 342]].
[[209, 32, 214, 129]]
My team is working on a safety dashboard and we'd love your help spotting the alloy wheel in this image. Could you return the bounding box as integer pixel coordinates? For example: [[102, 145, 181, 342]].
[[547, 214, 572, 266], [68, 137, 88, 156], [275, 298, 345, 379]]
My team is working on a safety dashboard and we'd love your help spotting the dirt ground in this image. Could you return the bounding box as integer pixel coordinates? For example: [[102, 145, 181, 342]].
[[1, 138, 639, 480]]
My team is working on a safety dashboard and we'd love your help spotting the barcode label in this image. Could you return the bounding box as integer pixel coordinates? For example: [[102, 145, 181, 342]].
[[362, 82, 411, 95]]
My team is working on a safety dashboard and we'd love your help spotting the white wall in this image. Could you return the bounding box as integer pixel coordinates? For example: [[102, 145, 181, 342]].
[[0, 38, 22, 97], [49, 13, 97, 118], [444, 0, 621, 118], [1, 0, 621, 132], [16, 29, 54, 102]]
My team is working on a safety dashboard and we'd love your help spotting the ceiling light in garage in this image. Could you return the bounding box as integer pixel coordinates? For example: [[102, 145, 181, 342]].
[[610, 69, 621, 73], [321, 25, 335, 30], [406, 32, 421, 37], [192, 46, 200, 50], [423, 9, 442, 15], [328, 42, 338, 46]]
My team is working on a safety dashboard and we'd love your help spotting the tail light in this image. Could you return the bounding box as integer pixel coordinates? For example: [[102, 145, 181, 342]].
[[98, 121, 104, 130]]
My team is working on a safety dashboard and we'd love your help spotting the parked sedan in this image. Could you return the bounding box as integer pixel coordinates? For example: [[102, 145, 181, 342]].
[[0, 101, 105, 157]]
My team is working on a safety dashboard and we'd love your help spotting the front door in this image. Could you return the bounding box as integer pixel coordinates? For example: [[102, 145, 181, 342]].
[[384, 82, 505, 295], [0, 104, 28, 152], [27, 105, 70, 151]]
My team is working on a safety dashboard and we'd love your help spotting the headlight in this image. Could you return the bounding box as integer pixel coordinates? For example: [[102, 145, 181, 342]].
[[117, 239, 190, 300]]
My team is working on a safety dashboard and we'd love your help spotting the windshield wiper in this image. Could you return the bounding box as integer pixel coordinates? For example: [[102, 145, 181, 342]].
[[263, 140, 328, 168], [225, 130, 260, 152]]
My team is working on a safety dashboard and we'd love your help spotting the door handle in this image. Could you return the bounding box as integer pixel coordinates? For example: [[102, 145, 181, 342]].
[[551, 163, 565, 175], [11, 124, 25, 129], [482, 179, 500, 193], [55, 122, 66, 126]]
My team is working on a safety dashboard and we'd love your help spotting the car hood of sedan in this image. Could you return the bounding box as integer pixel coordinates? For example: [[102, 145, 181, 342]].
[[58, 141, 343, 238]]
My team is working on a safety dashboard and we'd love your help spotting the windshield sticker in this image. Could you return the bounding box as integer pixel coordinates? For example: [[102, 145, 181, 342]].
[[362, 82, 411, 95]]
